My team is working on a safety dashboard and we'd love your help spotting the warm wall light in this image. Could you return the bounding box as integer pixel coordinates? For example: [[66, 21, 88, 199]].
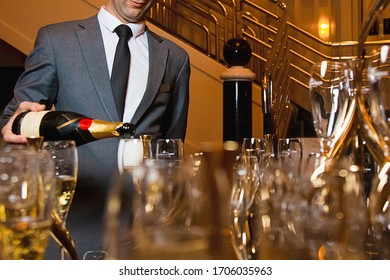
[[318, 18, 330, 41]]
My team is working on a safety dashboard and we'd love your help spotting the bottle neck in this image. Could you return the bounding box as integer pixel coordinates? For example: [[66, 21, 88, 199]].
[[87, 119, 124, 139]]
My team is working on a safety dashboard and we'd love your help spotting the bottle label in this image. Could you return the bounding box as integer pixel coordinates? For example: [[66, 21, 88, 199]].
[[20, 111, 49, 137]]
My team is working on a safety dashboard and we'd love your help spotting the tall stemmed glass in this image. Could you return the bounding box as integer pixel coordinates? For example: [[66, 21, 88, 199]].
[[309, 60, 353, 158], [308, 60, 356, 182], [42, 140, 78, 222], [42, 140, 78, 259]]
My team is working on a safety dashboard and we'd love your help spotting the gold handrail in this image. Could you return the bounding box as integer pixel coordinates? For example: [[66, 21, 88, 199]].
[[149, 1, 212, 55], [173, 1, 222, 60]]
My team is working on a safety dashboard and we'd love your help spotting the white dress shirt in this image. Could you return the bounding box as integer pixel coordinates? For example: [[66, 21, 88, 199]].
[[97, 6, 149, 123], [98, 7, 149, 170]]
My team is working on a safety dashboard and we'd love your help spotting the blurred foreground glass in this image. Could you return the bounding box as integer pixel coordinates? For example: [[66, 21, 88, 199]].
[[234, 158, 368, 260], [304, 160, 368, 259], [259, 134, 275, 167], [277, 138, 303, 175], [252, 162, 307, 259], [242, 138, 262, 159], [106, 145, 237, 260], [105, 161, 209, 259], [277, 138, 302, 161], [230, 154, 260, 260], [0, 149, 56, 259]]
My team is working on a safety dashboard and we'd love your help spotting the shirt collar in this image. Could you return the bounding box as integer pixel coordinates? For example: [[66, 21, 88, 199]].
[[98, 6, 146, 38]]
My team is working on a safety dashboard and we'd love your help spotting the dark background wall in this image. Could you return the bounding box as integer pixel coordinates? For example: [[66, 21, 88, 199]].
[[0, 38, 26, 111]]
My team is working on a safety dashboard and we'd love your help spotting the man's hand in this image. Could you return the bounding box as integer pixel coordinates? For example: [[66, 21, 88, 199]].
[[1, 101, 46, 144]]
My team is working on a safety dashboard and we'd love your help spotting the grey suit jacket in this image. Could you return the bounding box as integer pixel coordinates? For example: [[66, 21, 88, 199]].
[[0, 15, 190, 190]]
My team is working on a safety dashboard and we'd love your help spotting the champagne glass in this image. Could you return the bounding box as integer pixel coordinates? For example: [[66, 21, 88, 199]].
[[0, 148, 56, 259], [42, 140, 78, 223], [42, 140, 78, 260], [117, 138, 144, 173], [156, 139, 184, 165], [242, 137, 262, 159], [278, 138, 302, 160], [309, 60, 353, 158], [259, 134, 275, 167]]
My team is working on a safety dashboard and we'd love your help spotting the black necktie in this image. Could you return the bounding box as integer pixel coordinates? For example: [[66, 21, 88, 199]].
[[111, 25, 133, 119]]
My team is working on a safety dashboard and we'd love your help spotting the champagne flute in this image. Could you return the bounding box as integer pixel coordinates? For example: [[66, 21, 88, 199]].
[[42, 140, 78, 223], [309, 60, 353, 158], [42, 140, 78, 259]]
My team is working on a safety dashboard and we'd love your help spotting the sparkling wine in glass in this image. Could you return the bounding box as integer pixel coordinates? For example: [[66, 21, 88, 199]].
[[42, 140, 78, 260], [42, 140, 78, 223]]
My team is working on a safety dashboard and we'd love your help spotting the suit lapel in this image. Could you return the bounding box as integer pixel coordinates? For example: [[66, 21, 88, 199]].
[[131, 30, 168, 125], [76, 16, 119, 121]]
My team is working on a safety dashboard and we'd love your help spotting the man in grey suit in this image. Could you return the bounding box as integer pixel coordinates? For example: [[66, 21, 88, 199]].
[[0, 0, 190, 259]]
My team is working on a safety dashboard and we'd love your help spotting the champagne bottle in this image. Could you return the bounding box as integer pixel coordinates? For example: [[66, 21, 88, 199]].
[[12, 110, 136, 146]]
